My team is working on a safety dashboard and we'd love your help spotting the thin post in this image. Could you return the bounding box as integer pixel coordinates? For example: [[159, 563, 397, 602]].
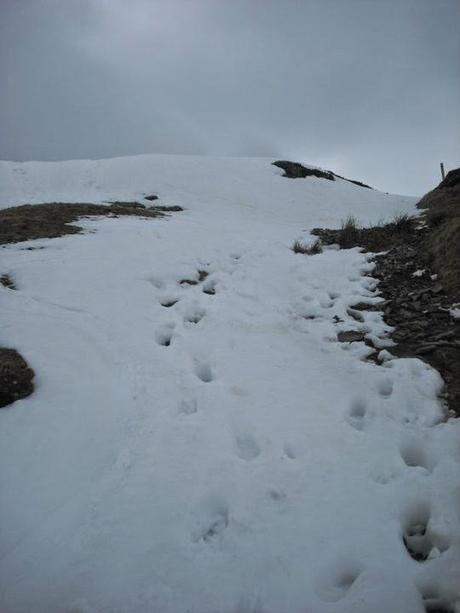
[[440, 162, 445, 180]]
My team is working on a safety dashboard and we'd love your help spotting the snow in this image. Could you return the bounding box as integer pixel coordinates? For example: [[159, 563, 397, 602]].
[[0, 155, 459, 613]]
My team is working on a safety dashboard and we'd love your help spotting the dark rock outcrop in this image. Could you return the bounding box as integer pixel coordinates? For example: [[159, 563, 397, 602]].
[[0, 348, 35, 408], [272, 160, 373, 189], [273, 160, 335, 181]]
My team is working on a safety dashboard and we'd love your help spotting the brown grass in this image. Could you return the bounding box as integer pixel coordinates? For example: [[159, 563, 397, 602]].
[[292, 239, 322, 255], [0, 202, 170, 246]]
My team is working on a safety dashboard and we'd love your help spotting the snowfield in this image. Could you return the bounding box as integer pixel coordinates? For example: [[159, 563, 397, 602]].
[[0, 155, 459, 613]]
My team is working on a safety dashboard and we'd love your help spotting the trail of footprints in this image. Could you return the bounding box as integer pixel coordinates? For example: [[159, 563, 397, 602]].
[[342, 383, 453, 606], [151, 254, 456, 610], [151, 255, 278, 547], [154, 268, 213, 351], [297, 259, 457, 609]]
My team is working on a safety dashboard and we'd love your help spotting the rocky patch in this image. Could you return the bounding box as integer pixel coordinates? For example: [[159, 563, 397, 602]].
[[0, 348, 35, 408], [313, 212, 460, 416], [273, 160, 335, 181], [272, 160, 373, 188]]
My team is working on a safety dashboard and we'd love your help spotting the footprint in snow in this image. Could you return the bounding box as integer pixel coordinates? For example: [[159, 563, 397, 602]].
[[194, 361, 215, 383], [155, 323, 175, 347], [345, 397, 368, 431], [202, 279, 217, 295], [184, 305, 206, 324], [315, 560, 364, 603], [399, 437, 434, 473], [235, 432, 261, 461], [149, 275, 165, 289], [178, 397, 198, 416], [376, 376, 394, 398], [159, 294, 179, 308], [369, 464, 401, 485], [283, 442, 297, 460], [417, 581, 453, 613], [319, 296, 335, 309], [267, 488, 287, 502], [401, 499, 450, 562], [179, 269, 209, 286], [191, 494, 230, 543]]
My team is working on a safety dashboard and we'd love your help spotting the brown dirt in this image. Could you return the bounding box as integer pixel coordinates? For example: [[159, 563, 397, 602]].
[[0, 348, 35, 408], [0, 201, 171, 246]]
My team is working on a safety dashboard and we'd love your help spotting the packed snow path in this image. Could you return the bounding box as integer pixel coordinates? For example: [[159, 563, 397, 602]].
[[0, 156, 459, 613]]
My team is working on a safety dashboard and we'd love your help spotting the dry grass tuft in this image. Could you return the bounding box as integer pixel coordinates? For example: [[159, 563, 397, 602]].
[[292, 239, 323, 255]]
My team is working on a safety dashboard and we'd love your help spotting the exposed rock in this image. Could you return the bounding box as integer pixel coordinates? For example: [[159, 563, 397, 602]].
[[272, 160, 374, 188], [314, 212, 460, 416], [273, 160, 335, 181], [0, 348, 35, 408], [337, 330, 366, 343], [351, 301, 386, 312], [144, 194, 159, 201]]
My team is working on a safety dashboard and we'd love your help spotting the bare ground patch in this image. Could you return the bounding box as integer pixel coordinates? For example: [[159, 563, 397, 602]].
[[0, 201, 180, 246], [0, 348, 35, 408]]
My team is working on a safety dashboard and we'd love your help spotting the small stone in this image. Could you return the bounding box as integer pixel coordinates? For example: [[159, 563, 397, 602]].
[[337, 330, 366, 343]]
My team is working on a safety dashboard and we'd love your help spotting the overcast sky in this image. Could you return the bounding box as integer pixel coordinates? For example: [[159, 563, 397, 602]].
[[1, 0, 459, 195]]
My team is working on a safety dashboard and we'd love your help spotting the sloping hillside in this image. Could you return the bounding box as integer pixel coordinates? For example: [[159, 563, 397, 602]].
[[0, 155, 458, 613], [417, 168, 460, 300]]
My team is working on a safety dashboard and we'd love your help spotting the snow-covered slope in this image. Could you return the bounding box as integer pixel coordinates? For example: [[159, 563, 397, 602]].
[[0, 154, 415, 226], [0, 155, 459, 613]]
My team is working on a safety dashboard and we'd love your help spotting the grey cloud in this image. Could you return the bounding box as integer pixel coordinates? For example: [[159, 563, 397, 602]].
[[1, 0, 459, 195]]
